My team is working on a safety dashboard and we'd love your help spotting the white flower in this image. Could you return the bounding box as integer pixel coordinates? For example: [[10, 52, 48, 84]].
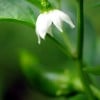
[[36, 9, 75, 44]]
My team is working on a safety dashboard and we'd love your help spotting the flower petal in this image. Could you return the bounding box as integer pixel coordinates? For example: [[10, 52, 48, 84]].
[[55, 10, 75, 28], [36, 12, 52, 41], [49, 10, 63, 32]]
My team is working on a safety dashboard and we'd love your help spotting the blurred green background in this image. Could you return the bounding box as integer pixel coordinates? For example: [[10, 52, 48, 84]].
[[0, 0, 100, 100]]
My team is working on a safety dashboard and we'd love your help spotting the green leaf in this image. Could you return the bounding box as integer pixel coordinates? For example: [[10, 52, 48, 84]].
[[69, 94, 88, 100], [19, 50, 39, 79], [19, 50, 82, 97], [84, 66, 100, 75], [27, 0, 41, 8], [93, 2, 100, 7], [83, 18, 96, 64], [36, 71, 73, 96], [95, 37, 100, 65], [0, 0, 36, 26]]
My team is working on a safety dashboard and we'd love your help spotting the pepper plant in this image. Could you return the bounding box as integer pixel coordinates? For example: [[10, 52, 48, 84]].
[[0, 0, 100, 100]]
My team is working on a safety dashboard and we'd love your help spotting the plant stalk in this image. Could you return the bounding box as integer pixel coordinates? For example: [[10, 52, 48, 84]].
[[77, 0, 84, 59], [77, 0, 95, 100]]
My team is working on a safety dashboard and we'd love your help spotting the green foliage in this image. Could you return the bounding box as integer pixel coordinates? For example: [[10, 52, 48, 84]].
[[0, 0, 100, 100], [93, 2, 100, 7], [0, 0, 35, 26], [19, 50, 81, 96], [84, 66, 100, 75], [27, 0, 41, 8]]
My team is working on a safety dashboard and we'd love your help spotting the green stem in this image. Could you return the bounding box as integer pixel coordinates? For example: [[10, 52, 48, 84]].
[[57, 0, 61, 9], [77, 0, 84, 60], [76, 61, 95, 100], [90, 85, 100, 99], [77, 0, 95, 99], [41, 0, 51, 10], [61, 32, 76, 59]]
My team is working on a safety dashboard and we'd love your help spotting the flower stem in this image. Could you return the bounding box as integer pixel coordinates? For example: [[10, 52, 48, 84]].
[[77, 0, 95, 99], [62, 32, 76, 58], [77, 0, 84, 60], [57, 0, 61, 9], [41, 0, 51, 10]]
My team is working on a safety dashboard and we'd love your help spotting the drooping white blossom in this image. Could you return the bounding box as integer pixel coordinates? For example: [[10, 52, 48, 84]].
[[36, 9, 75, 44]]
